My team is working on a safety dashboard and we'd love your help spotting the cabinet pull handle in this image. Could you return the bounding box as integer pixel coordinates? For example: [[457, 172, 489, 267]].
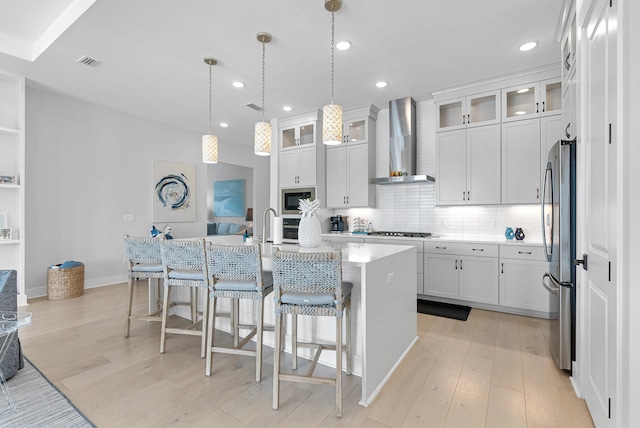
[[518, 251, 532, 255], [436, 246, 447, 250], [467, 114, 470, 124], [460, 259, 463, 270], [455, 260, 458, 270], [565, 52, 571, 70], [537, 188, 540, 199], [462, 114, 466, 125], [536, 102, 539, 113], [472, 248, 484, 252], [462, 191, 466, 201], [467, 191, 470, 201], [501, 263, 504, 274], [542, 101, 546, 112], [565, 123, 571, 138], [346, 195, 349, 204]]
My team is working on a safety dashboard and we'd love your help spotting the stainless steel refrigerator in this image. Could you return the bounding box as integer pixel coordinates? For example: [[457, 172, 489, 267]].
[[541, 138, 576, 371]]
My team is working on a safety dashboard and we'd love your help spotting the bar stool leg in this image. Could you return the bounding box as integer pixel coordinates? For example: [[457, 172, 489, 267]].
[[124, 277, 135, 338], [256, 298, 264, 382], [292, 314, 298, 370], [346, 298, 352, 375], [200, 288, 208, 358], [336, 313, 343, 418], [160, 284, 171, 353], [272, 311, 282, 410], [205, 295, 216, 376]]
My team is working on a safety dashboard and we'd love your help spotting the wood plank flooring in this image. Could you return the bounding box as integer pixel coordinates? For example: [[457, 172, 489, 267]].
[[19, 283, 594, 427]]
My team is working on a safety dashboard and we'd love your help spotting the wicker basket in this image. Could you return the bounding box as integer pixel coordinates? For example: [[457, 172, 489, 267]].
[[47, 265, 85, 300]]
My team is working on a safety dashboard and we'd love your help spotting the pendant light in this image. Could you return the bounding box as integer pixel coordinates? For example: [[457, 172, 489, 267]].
[[254, 32, 272, 156], [322, 0, 343, 145], [202, 57, 219, 164]]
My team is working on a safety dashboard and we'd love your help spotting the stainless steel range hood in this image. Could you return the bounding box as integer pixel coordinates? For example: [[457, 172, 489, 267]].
[[370, 97, 435, 185]]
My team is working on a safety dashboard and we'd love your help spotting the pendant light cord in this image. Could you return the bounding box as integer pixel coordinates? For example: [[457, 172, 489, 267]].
[[208, 64, 213, 136], [330, 8, 335, 104], [262, 40, 266, 123]]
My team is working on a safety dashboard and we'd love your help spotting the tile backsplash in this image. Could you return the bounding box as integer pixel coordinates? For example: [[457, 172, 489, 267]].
[[333, 100, 543, 243]]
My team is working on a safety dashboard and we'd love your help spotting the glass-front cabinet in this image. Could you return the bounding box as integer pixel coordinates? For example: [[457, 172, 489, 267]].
[[502, 78, 562, 122], [281, 122, 315, 149], [436, 90, 500, 131], [341, 104, 378, 144]]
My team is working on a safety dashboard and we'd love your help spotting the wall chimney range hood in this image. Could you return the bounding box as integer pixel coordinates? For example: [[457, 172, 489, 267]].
[[370, 96, 435, 185]]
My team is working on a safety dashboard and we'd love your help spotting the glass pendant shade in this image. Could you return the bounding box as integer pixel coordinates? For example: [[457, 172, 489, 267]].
[[202, 134, 218, 163], [254, 121, 272, 156], [322, 103, 343, 145]]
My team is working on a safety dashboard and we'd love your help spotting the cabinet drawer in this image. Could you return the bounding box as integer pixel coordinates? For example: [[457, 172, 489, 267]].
[[424, 241, 498, 258], [500, 245, 545, 261]]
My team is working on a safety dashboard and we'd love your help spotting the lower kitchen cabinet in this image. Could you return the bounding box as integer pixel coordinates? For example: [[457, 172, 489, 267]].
[[423, 242, 499, 305], [499, 245, 556, 314]]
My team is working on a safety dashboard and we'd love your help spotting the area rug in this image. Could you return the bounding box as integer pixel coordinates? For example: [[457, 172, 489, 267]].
[[0, 357, 95, 428], [417, 299, 471, 321]]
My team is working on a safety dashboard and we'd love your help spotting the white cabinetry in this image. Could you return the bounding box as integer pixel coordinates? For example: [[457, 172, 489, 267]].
[[499, 245, 556, 315], [502, 78, 562, 122], [436, 90, 500, 131], [501, 119, 541, 204], [436, 124, 501, 205], [0, 73, 26, 305], [326, 105, 377, 208], [278, 110, 325, 202], [423, 242, 499, 305]]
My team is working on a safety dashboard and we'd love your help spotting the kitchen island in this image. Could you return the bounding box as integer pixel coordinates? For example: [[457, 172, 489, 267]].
[[204, 235, 418, 406]]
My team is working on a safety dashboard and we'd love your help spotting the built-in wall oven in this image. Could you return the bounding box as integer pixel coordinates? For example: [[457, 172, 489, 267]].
[[282, 217, 300, 242], [282, 187, 315, 215]]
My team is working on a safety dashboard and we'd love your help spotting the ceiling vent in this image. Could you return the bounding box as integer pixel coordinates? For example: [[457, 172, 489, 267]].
[[245, 103, 263, 112], [76, 56, 101, 67]]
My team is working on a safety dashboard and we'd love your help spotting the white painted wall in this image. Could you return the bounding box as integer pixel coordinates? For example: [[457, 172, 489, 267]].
[[24, 87, 269, 298]]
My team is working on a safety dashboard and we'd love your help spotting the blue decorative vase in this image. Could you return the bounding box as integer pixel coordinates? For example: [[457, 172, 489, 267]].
[[505, 227, 515, 240], [515, 228, 525, 240]]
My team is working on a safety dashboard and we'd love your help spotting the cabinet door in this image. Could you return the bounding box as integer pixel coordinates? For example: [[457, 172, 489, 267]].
[[466, 90, 500, 128], [436, 97, 466, 131], [502, 82, 540, 122], [281, 126, 297, 149], [541, 79, 562, 117], [344, 119, 366, 143], [298, 123, 315, 146], [500, 259, 556, 313], [459, 256, 499, 305], [466, 124, 501, 204], [326, 146, 347, 208], [501, 118, 541, 203], [540, 115, 563, 179], [436, 130, 466, 205], [424, 254, 459, 299], [279, 150, 299, 187], [346, 143, 369, 206], [296, 147, 317, 187]]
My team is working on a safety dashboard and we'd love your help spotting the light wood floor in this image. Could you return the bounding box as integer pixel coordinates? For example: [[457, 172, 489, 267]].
[[19, 283, 594, 427]]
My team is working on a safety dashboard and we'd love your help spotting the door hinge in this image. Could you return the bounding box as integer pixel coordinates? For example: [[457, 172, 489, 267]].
[[575, 254, 588, 271], [609, 123, 612, 144]]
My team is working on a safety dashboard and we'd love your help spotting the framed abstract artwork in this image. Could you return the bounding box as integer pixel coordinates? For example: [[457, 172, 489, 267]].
[[213, 179, 244, 217], [152, 160, 196, 222]]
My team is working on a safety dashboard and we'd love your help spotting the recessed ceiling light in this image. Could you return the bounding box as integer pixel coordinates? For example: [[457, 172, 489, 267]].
[[515, 111, 527, 115], [282, 105, 293, 112], [518, 41, 537, 52], [517, 88, 530, 93], [376, 81, 388, 88], [220, 122, 229, 127], [232, 81, 245, 88], [336, 41, 351, 51]]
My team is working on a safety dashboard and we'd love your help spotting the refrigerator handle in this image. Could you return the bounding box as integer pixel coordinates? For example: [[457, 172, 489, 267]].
[[541, 162, 553, 262], [542, 273, 560, 295]]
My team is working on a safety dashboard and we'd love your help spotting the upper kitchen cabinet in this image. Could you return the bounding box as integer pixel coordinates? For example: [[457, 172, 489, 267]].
[[561, 12, 577, 86], [278, 109, 325, 192], [0, 73, 26, 305], [436, 124, 501, 206], [501, 118, 541, 204], [341, 105, 379, 144], [325, 105, 377, 208], [502, 78, 562, 122], [435, 90, 500, 131]]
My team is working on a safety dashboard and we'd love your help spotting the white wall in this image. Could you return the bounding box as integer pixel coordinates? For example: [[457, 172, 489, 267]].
[[24, 87, 269, 297], [335, 100, 543, 242]]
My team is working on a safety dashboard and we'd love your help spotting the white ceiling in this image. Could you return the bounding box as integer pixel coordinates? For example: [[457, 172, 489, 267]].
[[0, 0, 563, 148]]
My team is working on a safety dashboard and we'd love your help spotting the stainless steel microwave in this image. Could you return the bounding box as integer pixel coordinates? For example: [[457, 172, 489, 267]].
[[281, 187, 315, 214]]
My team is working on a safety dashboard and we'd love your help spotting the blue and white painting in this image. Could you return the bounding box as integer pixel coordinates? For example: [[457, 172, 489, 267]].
[[152, 160, 196, 222], [214, 179, 244, 217]]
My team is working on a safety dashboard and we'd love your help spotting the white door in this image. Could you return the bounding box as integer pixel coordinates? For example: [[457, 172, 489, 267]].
[[423, 254, 459, 299], [466, 124, 501, 204], [459, 256, 499, 305], [296, 147, 316, 187], [279, 150, 299, 187], [436, 129, 466, 205], [346, 143, 369, 207], [582, 0, 617, 426], [325, 146, 347, 208]]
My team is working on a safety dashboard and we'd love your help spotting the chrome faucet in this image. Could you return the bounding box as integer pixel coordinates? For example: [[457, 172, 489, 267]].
[[262, 208, 277, 247]]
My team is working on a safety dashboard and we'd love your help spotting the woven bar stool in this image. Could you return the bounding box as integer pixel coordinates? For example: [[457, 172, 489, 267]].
[[160, 239, 209, 357], [205, 242, 273, 381], [123, 235, 165, 338], [271, 248, 352, 418]]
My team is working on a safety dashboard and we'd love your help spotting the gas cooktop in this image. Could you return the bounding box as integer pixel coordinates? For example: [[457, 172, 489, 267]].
[[367, 231, 431, 238]]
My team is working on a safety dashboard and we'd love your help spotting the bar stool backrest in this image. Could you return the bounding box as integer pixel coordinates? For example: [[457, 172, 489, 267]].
[[206, 243, 264, 288], [124, 235, 165, 277]]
